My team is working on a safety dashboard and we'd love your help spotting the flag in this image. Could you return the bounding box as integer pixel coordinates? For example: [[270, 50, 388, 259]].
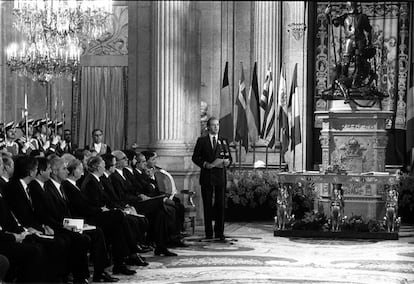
[[235, 63, 249, 152], [249, 62, 260, 136], [260, 65, 275, 148], [277, 64, 289, 158], [219, 62, 233, 141], [288, 63, 301, 149]]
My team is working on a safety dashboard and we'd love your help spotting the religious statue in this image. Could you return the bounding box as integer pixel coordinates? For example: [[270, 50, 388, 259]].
[[384, 187, 398, 232], [324, 2, 384, 104], [200, 101, 209, 136], [276, 185, 291, 230], [330, 183, 344, 232]]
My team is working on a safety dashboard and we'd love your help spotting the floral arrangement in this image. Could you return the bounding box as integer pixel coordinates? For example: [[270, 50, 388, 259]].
[[226, 169, 279, 209]]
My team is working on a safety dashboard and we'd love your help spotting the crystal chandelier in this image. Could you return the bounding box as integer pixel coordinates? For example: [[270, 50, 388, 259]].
[[5, 0, 112, 83]]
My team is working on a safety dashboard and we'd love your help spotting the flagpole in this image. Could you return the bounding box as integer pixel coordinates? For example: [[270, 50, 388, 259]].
[[265, 144, 268, 170], [252, 141, 256, 167], [238, 142, 242, 173]]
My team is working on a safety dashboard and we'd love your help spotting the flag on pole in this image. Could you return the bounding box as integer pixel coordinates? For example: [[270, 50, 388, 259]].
[[288, 63, 301, 149], [235, 62, 249, 152], [219, 61, 233, 141], [260, 65, 275, 148], [249, 62, 260, 139], [277, 64, 289, 158]]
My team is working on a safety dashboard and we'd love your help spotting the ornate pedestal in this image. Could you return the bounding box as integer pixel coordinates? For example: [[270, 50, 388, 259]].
[[316, 100, 394, 220]]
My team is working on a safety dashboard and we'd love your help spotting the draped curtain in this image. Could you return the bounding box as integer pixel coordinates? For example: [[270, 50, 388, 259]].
[[78, 66, 127, 150]]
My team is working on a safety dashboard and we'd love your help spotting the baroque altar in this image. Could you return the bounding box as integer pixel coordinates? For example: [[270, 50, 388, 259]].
[[277, 171, 399, 221], [313, 100, 394, 220]]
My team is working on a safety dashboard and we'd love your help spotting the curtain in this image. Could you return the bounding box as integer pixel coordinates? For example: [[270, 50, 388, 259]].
[[78, 66, 127, 150]]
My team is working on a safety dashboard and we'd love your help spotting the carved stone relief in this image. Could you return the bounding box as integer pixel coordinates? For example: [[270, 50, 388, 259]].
[[82, 6, 128, 56]]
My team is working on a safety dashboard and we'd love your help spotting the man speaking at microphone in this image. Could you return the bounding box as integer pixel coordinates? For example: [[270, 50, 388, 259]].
[[192, 117, 232, 241]]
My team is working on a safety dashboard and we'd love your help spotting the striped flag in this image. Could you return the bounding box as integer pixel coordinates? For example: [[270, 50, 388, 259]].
[[277, 64, 289, 159], [288, 63, 301, 149], [248, 62, 260, 141], [260, 65, 275, 148], [219, 62, 233, 141], [235, 63, 249, 152]]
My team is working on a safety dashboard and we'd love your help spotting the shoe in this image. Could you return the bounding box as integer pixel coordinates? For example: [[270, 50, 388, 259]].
[[73, 278, 89, 284], [154, 247, 178, 256], [215, 235, 226, 241], [92, 271, 119, 282], [112, 265, 136, 275], [136, 244, 152, 253], [125, 255, 149, 267], [205, 235, 213, 240]]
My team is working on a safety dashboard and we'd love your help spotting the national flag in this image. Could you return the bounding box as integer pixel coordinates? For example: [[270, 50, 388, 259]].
[[249, 62, 260, 135], [277, 64, 289, 158], [219, 62, 233, 141], [288, 63, 301, 149], [260, 65, 275, 148], [235, 62, 249, 152]]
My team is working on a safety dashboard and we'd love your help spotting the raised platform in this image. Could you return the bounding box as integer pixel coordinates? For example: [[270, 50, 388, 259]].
[[274, 229, 398, 240]]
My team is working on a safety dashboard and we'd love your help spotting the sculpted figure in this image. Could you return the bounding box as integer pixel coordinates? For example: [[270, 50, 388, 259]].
[[330, 184, 344, 232], [385, 188, 398, 232], [325, 2, 376, 94], [276, 185, 290, 230]]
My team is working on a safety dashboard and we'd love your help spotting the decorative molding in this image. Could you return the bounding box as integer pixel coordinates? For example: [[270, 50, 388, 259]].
[[287, 23, 306, 41], [82, 6, 128, 56]]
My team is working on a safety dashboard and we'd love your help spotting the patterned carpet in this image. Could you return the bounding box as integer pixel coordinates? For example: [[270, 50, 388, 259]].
[[111, 222, 414, 284]]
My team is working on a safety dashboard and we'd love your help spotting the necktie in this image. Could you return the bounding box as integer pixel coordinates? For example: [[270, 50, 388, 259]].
[[24, 187, 33, 207], [59, 185, 67, 201], [213, 136, 217, 149]]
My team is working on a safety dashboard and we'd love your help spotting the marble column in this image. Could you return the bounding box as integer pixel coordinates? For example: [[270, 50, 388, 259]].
[[150, 1, 201, 222], [253, 1, 282, 111], [151, 1, 188, 150], [283, 1, 308, 171]]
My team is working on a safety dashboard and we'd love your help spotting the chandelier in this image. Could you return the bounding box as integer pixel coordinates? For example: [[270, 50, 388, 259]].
[[6, 0, 112, 83]]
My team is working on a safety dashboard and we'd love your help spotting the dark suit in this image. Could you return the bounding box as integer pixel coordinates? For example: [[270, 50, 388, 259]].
[[0, 184, 44, 282], [36, 179, 91, 281], [4, 179, 68, 281], [101, 174, 149, 244], [192, 134, 232, 238], [62, 178, 126, 268], [111, 170, 170, 249]]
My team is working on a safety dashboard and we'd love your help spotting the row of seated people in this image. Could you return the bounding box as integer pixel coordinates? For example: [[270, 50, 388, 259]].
[[0, 147, 187, 283]]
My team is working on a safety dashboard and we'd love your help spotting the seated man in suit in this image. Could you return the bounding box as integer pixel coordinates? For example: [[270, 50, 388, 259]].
[[136, 151, 186, 246], [72, 156, 148, 267], [0, 156, 44, 283], [111, 150, 177, 256], [100, 153, 151, 253], [30, 157, 93, 284], [3, 155, 69, 282], [85, 129, 111, 155]]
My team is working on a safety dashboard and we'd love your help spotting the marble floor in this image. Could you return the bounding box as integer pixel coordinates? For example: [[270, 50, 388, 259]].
[[115, 222, 414, 284]]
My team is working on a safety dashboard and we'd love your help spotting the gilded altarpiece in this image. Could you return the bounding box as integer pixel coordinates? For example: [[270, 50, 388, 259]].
[[314, 2, 409, 129], [313, 2, 409, 220]]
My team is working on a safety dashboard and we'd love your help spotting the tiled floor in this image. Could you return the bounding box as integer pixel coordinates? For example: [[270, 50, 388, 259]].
[[114, 222, 414, 284]]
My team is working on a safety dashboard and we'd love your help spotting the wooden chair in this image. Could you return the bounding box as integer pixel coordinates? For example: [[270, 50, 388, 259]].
[[154, 169, 197, 234]]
